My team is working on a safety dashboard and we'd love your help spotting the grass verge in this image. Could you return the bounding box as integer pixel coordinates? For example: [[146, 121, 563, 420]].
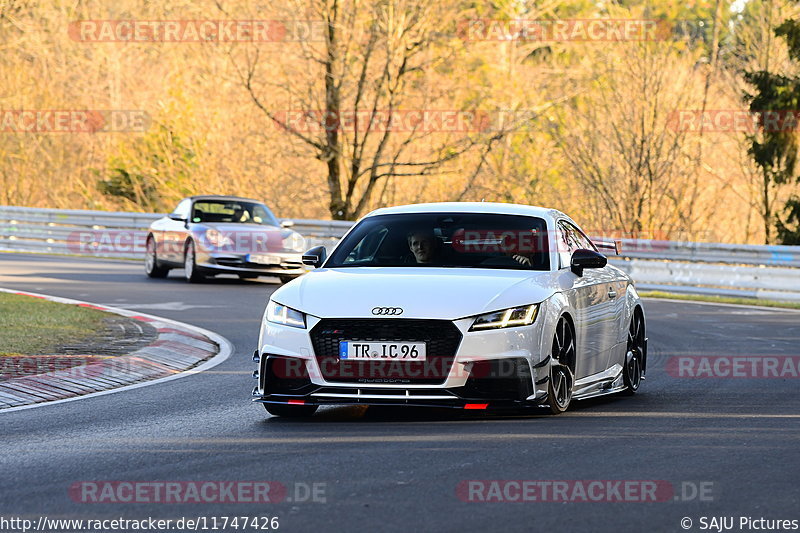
[[0, 292, 108, 356], [639, 290, 800, 310]]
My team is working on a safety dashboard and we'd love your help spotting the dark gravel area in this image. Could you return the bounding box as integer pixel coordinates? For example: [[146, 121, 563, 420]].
[[0, 316, 157, 381], [54, 315, 158, 357]]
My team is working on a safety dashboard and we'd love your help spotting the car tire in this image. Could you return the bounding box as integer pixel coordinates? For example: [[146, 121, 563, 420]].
[[238, 274, 259, 280], [184, 240, 205, 283], [263, 403, 318, 417], [145, 237, 169, 278], [547, 316, 575, 414], [622, 310, 645, 395]]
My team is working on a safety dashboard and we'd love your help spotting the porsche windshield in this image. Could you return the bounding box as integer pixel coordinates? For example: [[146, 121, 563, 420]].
[[191, 200, 280, 226], [327, 213, 550, 270]]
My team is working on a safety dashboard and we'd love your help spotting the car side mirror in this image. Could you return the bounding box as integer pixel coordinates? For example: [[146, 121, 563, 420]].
[[168, 213, 186, 222], [302, 245, 327, 268], [570, 248, 607, 277], [280, 220, 295, 228]]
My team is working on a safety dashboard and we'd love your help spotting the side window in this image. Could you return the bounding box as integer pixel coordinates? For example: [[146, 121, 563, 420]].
[[344, 227, 388, 263], [557, 221, 574, 268], [172, 199, 191, 219], [564, 221, 596, 251]]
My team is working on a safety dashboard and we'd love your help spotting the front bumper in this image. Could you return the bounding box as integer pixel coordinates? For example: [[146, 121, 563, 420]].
[[253, 315, 551, 409], [196, 251, 306, 276]]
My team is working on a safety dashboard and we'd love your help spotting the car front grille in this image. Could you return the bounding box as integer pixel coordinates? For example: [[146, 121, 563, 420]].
[[213, 258, 303, 270], [309, 319, 463, 384]]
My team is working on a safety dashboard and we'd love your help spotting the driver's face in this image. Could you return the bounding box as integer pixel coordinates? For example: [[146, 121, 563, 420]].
[[408, 233, 436, 263]]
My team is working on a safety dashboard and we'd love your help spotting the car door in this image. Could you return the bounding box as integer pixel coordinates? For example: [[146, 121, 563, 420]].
[[564, 221, 620, 375], [162, 199, 191, 264], [604, 268, 630, 371], [557, 220, 615, 379]]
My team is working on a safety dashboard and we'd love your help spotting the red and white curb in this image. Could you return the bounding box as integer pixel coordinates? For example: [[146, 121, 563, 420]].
[[0, 288, 233, 412]]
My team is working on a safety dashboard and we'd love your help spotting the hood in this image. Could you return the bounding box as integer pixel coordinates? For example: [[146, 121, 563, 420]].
[[192, 223, 303, 253], [272, 267, 558, 320]]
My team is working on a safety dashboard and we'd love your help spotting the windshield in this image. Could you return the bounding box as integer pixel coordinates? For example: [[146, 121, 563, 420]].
[[327, 213, 550, 270], [191, 200, 280, 226]]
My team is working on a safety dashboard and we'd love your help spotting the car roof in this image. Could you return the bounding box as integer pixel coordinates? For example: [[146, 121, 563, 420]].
[[366, 202, 566, 221], [189, 195, 263, 203]]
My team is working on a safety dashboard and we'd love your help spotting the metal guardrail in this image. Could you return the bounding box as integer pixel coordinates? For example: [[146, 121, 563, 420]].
[[616, 239, 800, 268], [1, 205, 799, 302]]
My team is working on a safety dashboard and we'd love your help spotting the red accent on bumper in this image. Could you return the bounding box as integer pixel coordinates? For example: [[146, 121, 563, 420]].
[[464, 403, 489, 410], [287, 400, 306, 405]]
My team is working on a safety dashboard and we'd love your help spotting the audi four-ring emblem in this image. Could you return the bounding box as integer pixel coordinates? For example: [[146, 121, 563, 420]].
[[372, 307, 403, 315]]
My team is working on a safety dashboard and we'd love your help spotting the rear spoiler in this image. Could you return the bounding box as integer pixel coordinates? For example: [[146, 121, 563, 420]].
[[593, 239, 620, 256]]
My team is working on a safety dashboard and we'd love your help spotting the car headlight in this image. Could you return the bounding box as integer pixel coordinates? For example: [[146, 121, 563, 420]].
[[469, 304, 539, 331], [205, 228, 233, 247], [266, 300, 306, 328]]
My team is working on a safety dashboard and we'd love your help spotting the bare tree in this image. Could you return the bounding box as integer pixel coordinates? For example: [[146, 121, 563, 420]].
[[551, 43, 704, 237], [233, 0, 488, 220]]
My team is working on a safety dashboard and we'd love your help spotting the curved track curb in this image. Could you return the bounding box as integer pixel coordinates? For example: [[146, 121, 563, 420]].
[[0, 288, 233, 411]]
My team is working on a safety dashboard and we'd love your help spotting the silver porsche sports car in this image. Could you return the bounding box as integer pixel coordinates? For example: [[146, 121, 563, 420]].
[[253, 202, 646, 416], [145, 195, 307, 283]]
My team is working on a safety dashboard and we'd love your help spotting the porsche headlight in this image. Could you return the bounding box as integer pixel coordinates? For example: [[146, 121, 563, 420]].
[[266, 300, 306, 328], [469, 304, 539, 331], [205, 228, 233, 247]]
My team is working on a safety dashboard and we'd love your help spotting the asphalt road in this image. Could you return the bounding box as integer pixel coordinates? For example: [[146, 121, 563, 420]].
[[1, 253, 799, 533]]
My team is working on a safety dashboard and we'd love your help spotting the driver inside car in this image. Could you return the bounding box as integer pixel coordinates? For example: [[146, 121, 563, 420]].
[[232, 206, 251, 223], [407, 229, 442, 264]]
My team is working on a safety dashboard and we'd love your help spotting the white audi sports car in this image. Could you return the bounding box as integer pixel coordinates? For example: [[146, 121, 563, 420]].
[[253, 202, 646, 417]]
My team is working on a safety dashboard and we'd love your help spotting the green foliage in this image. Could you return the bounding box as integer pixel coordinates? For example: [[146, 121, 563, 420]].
[[743, 15, 800, 244], [95, 95, 202, 212], [776, 18, 800, 62], [776, 196, 800, 244]]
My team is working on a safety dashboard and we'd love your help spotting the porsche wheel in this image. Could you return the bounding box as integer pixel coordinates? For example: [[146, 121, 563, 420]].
[[144, 237, 169, 278], [184, 240, 205, 283]]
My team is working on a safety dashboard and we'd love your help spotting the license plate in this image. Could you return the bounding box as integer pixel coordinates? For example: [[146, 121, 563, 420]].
[[248, 254, 281, 265], [339, 341, 426, 361]]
